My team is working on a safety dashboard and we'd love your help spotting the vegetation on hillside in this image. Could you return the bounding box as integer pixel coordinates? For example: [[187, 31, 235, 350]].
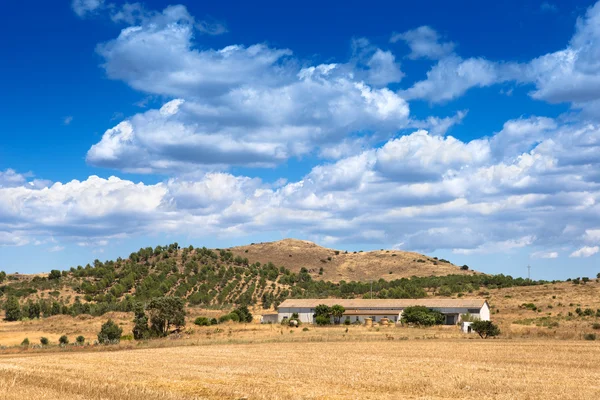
[[0, 243, 567, 322]]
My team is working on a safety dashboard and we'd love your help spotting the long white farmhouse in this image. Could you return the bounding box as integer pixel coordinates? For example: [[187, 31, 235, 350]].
[[277, 299, 490, 324]]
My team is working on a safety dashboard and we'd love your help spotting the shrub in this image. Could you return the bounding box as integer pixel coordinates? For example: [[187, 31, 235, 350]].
[[59, 335, 69, 345], [315, 315, 330, 325], [228, 312, 240, 322], [471, 320, 501, 339], [231, 305, 253, 323], [3, 297, 21, 321], [344, 317, 351, 325], [194, 317, 211, 326], [132, 303, 150, 340], [40, 337, 49, 346], [219, 314, 232, 323], [120, 334, 134, 341], [21, 338, 29, 347], [592, 323, 600, 330], [98, 319, 123, 344], [302, 327, 309, 331], [401, 306, 444, 326], [584, 333, 597, 341], [460, 265, 469, 271], [210, 318, 218, 325], [76, 336, 85, 345], [48, 270, 62, 280]]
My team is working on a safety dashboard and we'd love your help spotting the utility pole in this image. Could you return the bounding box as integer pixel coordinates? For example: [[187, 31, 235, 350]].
[[370, 280, 373, 299], [527, 265, 531, 280]]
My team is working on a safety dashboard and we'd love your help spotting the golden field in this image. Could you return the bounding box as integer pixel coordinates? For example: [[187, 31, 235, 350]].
[[1, 281, 600, 399], [1, 335, 600, 399]]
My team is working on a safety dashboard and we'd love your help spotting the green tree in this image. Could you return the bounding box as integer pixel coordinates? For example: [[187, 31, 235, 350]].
[[48, 269, 62, 280], [40, 337, 49, 346], [21, 338, 29, 347], [3, 296, 22, 321], [146, 297, 186, 336], [331, 304, 346, 324], [59, 335, 69, 345], [132, 303, 150, 340], [471, 320, 500, 339], [231, 305, 253, 323], [76, 335, 85, 345], [400, 306, 444, 326], [314, 304, 332, 320], [98, 319, 123, 344], [0, 271, 6, 283], [28, 301, 41, 319]]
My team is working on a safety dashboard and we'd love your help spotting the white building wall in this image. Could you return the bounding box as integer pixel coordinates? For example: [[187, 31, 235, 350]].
[[479, 302, 491, 321], [278, 304, 490, 324]]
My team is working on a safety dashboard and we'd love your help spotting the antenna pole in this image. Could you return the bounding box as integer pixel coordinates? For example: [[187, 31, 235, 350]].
[[527, 265, 531, 280]]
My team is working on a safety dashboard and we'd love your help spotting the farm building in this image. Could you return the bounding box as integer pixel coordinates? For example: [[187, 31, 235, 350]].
[[277, 299, 490, 325]]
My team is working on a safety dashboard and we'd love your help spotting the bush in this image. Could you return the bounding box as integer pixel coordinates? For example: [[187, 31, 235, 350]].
[[132, 303, 150, 340], [592, 323, 600, 330], [302, 327, 309, 331], [344, 317, 351, 325], [219, 314, 232, 323], [228, 312, 240, 322], [3, 296, 21, 321], [98, 319, 123, 344], [401, 306, 444, 326], [460, 265, 469, 271], [584, 333, 597, 341], [48, 270, 62, 280], [194, 317, 211, 326], [471, 320, 501, 339], [315, 315, 330, 325], [210, 318, 218, 325], [59, 335, 69, 345], [76, 336, 85, 345], [21, 338, 30, 347], [40, 337, 49, 346], [231, 305, 253, 323]]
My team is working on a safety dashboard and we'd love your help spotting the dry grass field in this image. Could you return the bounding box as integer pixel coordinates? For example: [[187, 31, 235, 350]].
[[230, 239, 476, 281], [1, 337, 600, 399]]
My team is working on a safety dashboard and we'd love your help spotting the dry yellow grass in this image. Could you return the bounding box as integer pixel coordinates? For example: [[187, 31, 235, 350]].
[[230, 238, 477, 281], [1, 337, 600, 399]]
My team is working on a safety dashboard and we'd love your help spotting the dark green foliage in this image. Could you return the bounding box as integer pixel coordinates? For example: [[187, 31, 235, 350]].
[[471, 320, 501, 339], [331, 304, 345, 324], [194, 316, 211, 326], [27, 301, 41, 319], [231, 305, 253, 323], [132, 303, 150, 340], [460, 265, 469, 271], [0, 271, 6, 283], [21, 338, 29, 346], [59, 335, 69, 345], [76, 335, 85, 345], [98, 319, 123, 344], [40, 337, 49, 346], [48, 270, 62, 280], [315, 315, 330, 325], [401, 306, 444, 326], [584, 333, 597, 341], [210, 318, 218, 325], [3, 296, 21, 321], [146, 297, 186, 336], [314, 304, 331, 318]]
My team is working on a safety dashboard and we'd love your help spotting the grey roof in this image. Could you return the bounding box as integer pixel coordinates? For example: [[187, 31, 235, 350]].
[[278, 298, 486, 309]]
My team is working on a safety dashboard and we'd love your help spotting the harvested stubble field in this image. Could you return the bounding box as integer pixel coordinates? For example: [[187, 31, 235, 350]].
[[1, 336, 600, 400]]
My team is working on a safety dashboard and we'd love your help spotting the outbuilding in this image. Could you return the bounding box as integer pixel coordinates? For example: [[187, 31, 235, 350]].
[[277, 299, 490, 325]]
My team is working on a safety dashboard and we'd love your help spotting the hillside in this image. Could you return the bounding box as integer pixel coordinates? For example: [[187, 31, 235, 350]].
[[229, 238, 477, 282], [0, 239, 541, 322]]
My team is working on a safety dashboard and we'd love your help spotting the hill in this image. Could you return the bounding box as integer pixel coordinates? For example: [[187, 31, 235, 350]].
[[0, 239, 547, 322], [229, 238, 477, 282]]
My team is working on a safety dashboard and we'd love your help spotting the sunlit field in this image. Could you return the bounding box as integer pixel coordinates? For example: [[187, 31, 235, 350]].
[[1, 319, 600, 400]]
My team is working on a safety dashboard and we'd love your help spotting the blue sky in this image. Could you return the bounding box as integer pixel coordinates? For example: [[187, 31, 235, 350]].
[[1, 0, 600, 280]]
